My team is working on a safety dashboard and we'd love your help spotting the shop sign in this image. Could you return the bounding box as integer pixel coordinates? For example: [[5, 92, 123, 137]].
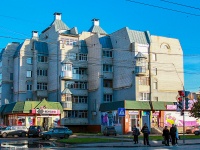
[[152, 111, 159, 116], [166, 105, 177, 110], [128, 111, 138, 115], [32, 109, 60, 114]]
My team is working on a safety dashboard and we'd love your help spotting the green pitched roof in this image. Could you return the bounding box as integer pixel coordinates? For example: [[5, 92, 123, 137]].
[[125, 100, 151, 110], [1, 99, 63, 114]]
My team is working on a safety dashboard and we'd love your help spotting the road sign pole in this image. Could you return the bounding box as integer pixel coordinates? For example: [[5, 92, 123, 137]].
[[183, 97, 185, 144]]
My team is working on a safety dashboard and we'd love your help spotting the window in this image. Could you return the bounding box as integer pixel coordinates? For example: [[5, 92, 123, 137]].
[[37, 83, 47, 90], [27, 84, 32, 91], [73, 68, 87, 75], [152, 53, 157, 61], [65, 38, 78, 45], [153, 82, 158, 90], [139, 93, 150, 101], [10, 73, 13, 80], [27, 71, 32, 77], [65, 110, 88, 118], [139, 77, 149, 85], [78, 54, 87, 61], [62, 64, 72, 71], [38, 55, 48, 62], [104, 94, 113, 102], [37, 69, 48, 76], [27, 58, 33, 64], [61, 94, 71, 102], [66, 81, 88, 89], [103, 79, 113, 88], [152, 68, 157, 75], [103, 50, 113, 57], [103, 64, 113, 72], [72, 96, 88, 103]]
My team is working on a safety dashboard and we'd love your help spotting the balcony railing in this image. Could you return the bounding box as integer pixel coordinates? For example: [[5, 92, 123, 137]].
[[61, 101, 72, 110]]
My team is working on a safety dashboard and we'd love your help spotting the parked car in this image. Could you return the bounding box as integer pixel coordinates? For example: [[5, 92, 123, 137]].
[[40, 127, 73, 140], [28, 126, 44, 138], [186, 126, 200, 134], [0, 126, 28, 138], [103, 126, 117, 136]]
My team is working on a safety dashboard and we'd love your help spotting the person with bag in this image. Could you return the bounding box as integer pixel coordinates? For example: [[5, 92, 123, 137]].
[[132, 125, 139, 144], [141, 123, 150, 146], [162, 126, 170, 146]]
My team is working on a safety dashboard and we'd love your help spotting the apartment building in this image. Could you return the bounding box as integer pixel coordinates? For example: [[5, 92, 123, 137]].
[[0, 12, 184, 133]]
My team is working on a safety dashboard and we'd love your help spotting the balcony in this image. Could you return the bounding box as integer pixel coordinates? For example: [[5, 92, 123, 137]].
[[73, 74, 88, 80], [135, 66, 147, 76], [103, 87, 113, 94], [72, 103, 88, 110], [61, 101, 72, 110], [61, 71, 72, 80], [61, 118, 88, 125]]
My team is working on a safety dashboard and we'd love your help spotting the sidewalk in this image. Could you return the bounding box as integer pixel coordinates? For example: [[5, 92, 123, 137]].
[[66, 139, 200, 148]]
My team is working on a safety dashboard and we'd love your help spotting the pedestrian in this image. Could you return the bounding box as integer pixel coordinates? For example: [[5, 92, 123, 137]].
[[162, 126, 170, 146], [141, 123, 150, 146], [132, 125, 140, 144], [175, 125, 179, 145], [170, 124, 177, 146]]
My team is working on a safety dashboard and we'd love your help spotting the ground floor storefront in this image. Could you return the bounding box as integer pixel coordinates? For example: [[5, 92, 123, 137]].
[[99, 100, 199, 134], [0, 99, 63, 130]]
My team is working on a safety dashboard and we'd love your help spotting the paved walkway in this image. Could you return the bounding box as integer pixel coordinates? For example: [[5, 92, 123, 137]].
[[66, 138, 200, 148]]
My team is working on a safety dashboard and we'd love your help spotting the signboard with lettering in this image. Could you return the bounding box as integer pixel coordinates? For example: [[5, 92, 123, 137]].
[[32, 109, 60, 114]]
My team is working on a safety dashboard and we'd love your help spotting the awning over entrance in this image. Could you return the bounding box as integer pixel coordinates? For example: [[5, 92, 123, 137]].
[[0, 99, 63, 114], [151, 101, 174, 110], [99, 100, 176, 112]]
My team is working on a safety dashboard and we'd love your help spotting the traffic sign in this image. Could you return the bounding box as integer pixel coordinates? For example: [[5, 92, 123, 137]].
[[118, 108, 125, 117]]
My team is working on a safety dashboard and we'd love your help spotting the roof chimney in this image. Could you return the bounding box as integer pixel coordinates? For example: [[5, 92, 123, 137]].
[[54, 12, 62, 20], [92, 18, 99, 26], [32, 31, 38, 40]]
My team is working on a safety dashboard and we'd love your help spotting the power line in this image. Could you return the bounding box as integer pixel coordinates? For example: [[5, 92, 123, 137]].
[[160, 0, 200, 11], [126, 0, 200, 17]]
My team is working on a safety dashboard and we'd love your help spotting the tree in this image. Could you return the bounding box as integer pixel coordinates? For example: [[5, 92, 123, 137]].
[[189, 96, 200, 118]]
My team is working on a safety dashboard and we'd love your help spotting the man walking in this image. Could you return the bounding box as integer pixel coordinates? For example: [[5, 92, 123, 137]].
[[141, 123, 150, 146], [170, 124, 177, 146]]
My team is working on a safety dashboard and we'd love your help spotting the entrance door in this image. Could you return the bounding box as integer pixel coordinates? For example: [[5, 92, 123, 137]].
[[130, 115, 139, 131]]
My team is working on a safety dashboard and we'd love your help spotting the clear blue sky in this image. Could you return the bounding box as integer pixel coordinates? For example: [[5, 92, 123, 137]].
[[0, 0, 200, 92]]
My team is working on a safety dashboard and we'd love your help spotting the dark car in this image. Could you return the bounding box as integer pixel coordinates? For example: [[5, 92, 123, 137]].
[[28, 126, 44, 138], [103, 126, 117, 136], [40, 127, 73, 140]]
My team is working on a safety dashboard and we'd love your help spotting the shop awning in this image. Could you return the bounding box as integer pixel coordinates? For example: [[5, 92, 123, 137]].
[[99, 100, 151, 112], [99, 100, 175, 112], [151, 101, 174, 110]]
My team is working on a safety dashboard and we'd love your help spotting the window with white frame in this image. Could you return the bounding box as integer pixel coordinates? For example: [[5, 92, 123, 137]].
[[61, 94, 71, 102], [27, 71, 32, 77], [38, 55, 48, 62], [37, 69, 48, 76], [152, 53, 157, 61], [139, 93, 150, 101], [27, 57, 33, 64], [65, 38, 78, 46], [139, 77, 149, 85], [152, 68, 157, 75], [103, 64, 113, 72], [37, 83, 47, 90], [78, 54, 87, 61], [104, 94, 113, 102], [103, 50, 113, 57]]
